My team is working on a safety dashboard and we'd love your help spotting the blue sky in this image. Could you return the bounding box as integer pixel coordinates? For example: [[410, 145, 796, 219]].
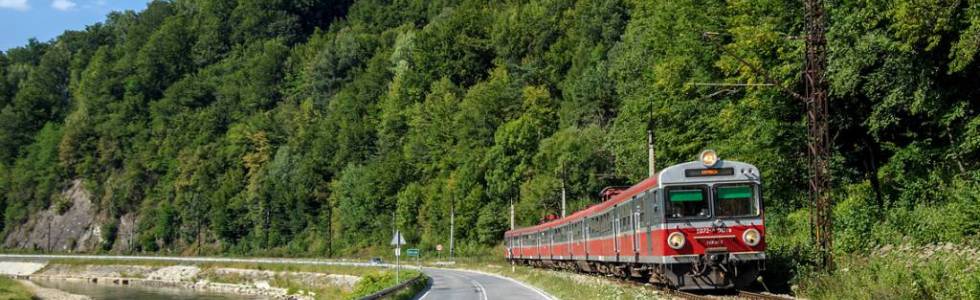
[[0, 0, 149, 51]]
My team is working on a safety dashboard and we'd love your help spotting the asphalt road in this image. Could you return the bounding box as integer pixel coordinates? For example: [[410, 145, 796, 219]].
[[0, 254, 553, 300], [416, 267, 552, 300]]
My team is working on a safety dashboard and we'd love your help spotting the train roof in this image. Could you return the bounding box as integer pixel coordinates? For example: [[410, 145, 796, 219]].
[[504, 175, 659, 237]]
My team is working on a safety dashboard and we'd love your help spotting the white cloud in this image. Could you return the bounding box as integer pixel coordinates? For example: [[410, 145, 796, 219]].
[[0, 0, 30, 11], [51, 0, 76, 11]]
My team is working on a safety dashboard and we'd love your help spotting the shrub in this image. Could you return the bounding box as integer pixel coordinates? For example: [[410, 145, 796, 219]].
[[799, 243, 980, 299], [348, 270, 422, 300], [54, 195, 72, 215], [101, 220, 119, 251]]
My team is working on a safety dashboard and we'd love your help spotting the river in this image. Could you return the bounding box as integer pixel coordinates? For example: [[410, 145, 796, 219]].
[[31, 279, 272, 300]]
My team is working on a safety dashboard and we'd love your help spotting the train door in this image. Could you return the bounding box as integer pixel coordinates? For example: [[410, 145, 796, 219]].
[[537, 232, 542, 260], [633, 199, 641, 261], [645, 191, 658, 256], [550, 228, 555, 260], [582, 218, 592, 260], [613, 207, 621, 260], [519, 235, 524, 259], [570, 225, 575, 258]]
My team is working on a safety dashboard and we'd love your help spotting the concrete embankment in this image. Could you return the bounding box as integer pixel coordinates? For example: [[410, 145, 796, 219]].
[[0, 261, 47, 276]]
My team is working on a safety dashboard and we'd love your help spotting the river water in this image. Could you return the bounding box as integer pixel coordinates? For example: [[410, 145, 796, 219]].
[[31, 279, 272, 300]]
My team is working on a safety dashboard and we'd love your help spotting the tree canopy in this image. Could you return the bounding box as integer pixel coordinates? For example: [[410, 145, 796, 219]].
[[0, 0, 978, 264]]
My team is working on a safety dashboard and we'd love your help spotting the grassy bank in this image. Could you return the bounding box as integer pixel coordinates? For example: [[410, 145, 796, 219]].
[[0, 277, 32, 300], [798, 243, 980, 299], [348, 270, 426, 300]]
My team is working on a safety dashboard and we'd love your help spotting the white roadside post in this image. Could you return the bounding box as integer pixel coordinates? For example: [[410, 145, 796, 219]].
[[391, 230, 406, 283]]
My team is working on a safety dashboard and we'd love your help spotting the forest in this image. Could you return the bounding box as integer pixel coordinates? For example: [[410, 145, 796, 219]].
[[1, 0, 979, 295]]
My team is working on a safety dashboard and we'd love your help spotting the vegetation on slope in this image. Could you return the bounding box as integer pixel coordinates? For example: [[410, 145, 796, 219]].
[[0, 277, 32, 300], [0, 0, 979, 295]]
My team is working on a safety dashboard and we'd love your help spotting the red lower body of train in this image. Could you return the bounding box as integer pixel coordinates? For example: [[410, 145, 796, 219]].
[[507, 223, 765, 290]]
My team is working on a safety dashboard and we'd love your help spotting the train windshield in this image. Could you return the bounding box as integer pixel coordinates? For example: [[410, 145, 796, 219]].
[[666, 186, 710, 219], [714, 184, 759, 217]]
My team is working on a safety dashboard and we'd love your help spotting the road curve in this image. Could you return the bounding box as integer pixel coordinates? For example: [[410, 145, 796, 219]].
[[0, 254, 553, 300], [415, 267, 553, 300]]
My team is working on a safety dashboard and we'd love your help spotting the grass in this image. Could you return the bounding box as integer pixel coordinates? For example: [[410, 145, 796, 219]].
[[387, 273, 429, 300], [798, 243, 980, 299], [0, 277, 33, 300], [348, 269, 424, 300]]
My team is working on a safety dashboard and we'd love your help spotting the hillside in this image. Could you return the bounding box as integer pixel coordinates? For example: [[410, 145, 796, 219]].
[[1, 0, 979, 295]]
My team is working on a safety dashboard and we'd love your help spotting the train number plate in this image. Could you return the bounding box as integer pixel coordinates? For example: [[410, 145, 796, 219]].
[[702, 239, 724, 246], [695, 227, 732, 234]]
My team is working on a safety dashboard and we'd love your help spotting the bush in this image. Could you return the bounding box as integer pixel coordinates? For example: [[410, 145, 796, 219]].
[[347, 270, 423, 300], [799, 243, 980, 299], [54, 195, 72, 215], [100, 220, 119, 251], [763, 208, 818, 293]]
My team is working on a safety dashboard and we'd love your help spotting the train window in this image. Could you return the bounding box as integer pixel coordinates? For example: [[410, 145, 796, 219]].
[[714, 184, 759, 218], [665, 185, 710, 220]]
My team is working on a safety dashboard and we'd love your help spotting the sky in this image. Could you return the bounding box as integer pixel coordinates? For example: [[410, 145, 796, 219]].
[[0, 0, 149, 51]]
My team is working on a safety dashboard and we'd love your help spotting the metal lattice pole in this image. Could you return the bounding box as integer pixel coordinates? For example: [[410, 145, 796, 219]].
[[804, 0, 833, 271]]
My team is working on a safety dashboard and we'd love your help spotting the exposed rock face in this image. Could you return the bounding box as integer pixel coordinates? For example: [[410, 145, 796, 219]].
[[110, 213, 136, 252], [3, 180, 101, 252]]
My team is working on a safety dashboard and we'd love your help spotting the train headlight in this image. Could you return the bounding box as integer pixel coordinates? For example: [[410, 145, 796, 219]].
[[743, 228, 761, 246], [700, 150, 719, 167], [668, 232, 686, 250]]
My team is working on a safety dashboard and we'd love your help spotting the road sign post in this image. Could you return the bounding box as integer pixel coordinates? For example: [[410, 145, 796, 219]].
[[391, 231, 406, 283], [407, 248, 420, 269]]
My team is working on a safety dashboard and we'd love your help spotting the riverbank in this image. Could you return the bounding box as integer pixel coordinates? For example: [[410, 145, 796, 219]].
[[22, 263, 363, 300], [0, 277, 34, 300], [0, 257, 388, 300], [14, 280, 90, 300]]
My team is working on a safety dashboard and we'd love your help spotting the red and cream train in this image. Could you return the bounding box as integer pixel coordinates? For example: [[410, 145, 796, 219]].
[[504, 151, 765, 290]]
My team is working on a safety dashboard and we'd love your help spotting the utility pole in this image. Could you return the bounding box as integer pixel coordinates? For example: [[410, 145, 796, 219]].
[[701, 1, 833, 270], [560, 181, 566, 218], [648, 118, 656, 177], [560, 161, 567, 218], [129, 217, 134, 253], [804, 0, 833, 271], [449, 194, 455, 261], [510, 198, 515, 230], [47, 219, 52, 253]]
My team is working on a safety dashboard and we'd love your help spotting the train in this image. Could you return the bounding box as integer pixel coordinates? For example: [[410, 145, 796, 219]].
[[504, 150, 765, 290]]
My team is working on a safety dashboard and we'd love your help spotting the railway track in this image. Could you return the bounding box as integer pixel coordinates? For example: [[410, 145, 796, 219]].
[[735, 290, 795, 300], [609, 274, 793, 300], [667, 289, 795, 300], [527, 264, 796, 300]]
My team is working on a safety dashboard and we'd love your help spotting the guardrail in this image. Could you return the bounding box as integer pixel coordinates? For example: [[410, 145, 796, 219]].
[[359, 272, 427, 300]]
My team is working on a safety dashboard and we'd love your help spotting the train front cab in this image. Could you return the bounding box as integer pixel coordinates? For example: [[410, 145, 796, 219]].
[[654, 152, 766, 290]]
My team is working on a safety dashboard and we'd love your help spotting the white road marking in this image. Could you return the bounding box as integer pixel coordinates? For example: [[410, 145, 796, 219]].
[[470, 279, 488, 300], [446, 267, 556, 300], [418, 289, 432, 300]]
